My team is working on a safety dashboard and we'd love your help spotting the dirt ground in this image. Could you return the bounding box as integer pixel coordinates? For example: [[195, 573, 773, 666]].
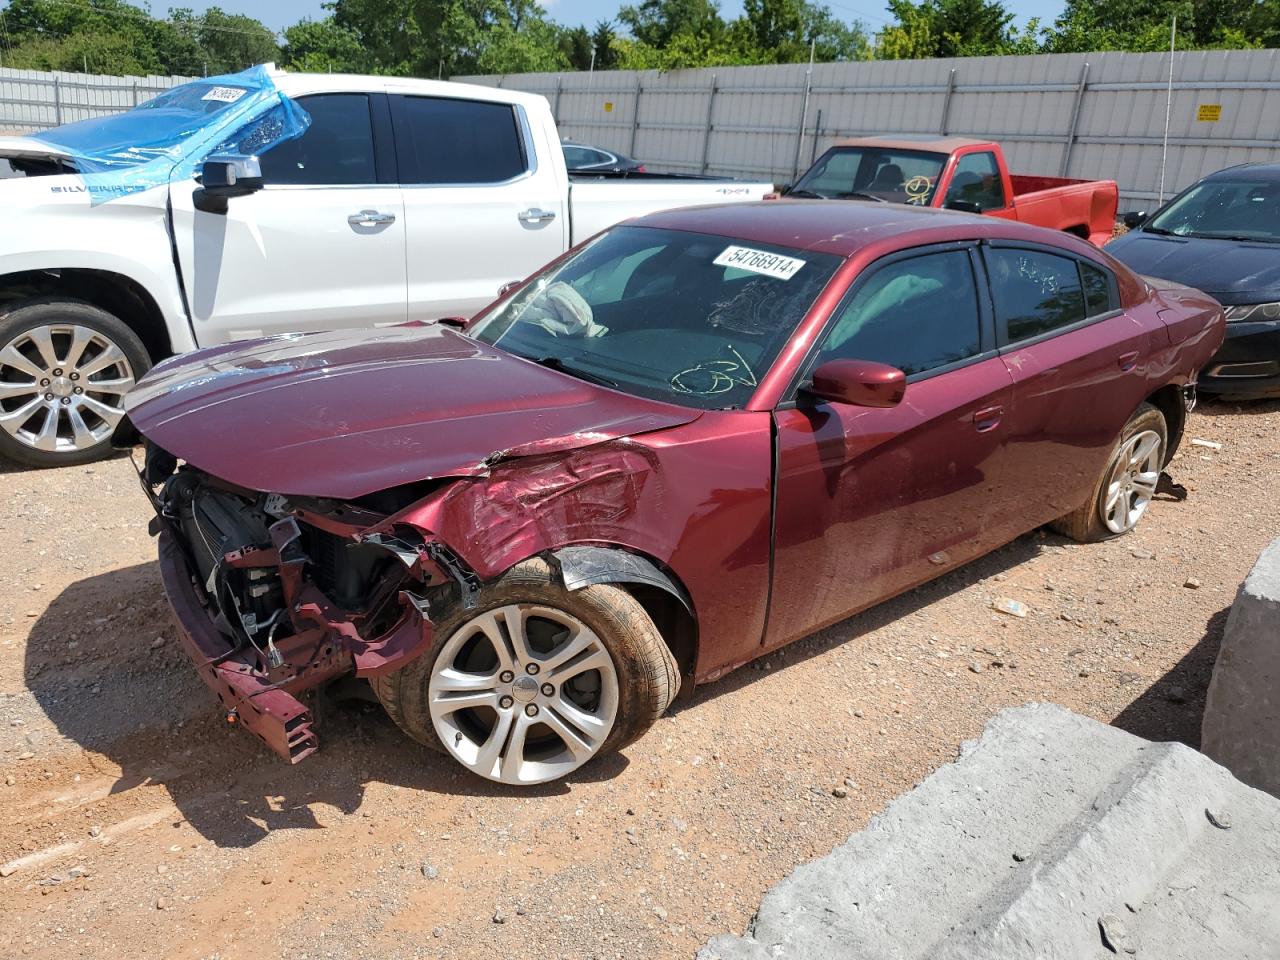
[[1, 398, 1278, 960]]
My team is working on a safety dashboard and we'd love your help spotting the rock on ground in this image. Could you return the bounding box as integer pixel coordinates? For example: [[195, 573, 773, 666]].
[[701, 703, 1280, 960], [1202, 536, 1280, 797]]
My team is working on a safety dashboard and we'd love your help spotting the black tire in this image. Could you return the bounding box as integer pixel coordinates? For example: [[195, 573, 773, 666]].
[[1051, 402, 1168, 543], [0, 299, 150, 468], [372, 558, 679, 780]]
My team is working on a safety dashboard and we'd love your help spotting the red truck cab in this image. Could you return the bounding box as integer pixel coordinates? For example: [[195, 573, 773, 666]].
[[783, 135, 1118, 246]]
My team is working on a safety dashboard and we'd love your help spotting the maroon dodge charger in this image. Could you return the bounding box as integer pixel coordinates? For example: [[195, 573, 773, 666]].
[[124, 201, 1224, 785]]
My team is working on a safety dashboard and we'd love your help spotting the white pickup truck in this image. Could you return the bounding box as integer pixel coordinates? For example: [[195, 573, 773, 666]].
[[0, 67, 772, 467]]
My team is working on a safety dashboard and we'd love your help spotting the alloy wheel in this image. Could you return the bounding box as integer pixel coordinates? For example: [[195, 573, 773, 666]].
[[428, 603, 619, 785], [0, 324, 135, 455], [1100, 429, 1162, 534]]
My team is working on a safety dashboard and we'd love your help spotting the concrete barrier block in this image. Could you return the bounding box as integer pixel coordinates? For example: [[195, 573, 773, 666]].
[[700, 703, 1280, 960], [1202, 536, 1280, 798]]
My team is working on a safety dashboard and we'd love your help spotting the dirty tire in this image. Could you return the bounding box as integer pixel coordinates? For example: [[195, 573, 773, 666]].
[[0, 299, 151, 468], [1051, 402, 1168, 543], [372, 559, 679, 778]]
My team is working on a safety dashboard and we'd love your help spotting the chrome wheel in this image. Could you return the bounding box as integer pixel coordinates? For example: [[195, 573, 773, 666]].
[[0, 324, 135, 455], [428, 603, 619, 785], [1101, 429, 1162, 534]]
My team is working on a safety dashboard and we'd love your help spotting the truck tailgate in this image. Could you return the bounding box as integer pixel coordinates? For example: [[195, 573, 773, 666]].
[[568, 179, 773, 244]]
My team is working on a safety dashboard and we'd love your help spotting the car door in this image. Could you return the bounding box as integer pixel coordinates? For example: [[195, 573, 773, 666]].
[[766, 244, 1015, 649], [170, 92, 407, 345], [391, 93, 567, 322], [980, 243, 1162, 542]]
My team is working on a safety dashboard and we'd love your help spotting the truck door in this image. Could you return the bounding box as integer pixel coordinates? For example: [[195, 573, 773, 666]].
[[170, 92, 407, 345], [389, 93, 567, 321]]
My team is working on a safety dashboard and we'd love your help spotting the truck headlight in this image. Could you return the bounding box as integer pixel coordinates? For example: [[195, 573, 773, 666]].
[[1225, 302, 1280, 322]]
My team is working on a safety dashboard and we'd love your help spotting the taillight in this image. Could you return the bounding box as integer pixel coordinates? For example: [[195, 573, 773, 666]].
[[636, 165, 646, 173]]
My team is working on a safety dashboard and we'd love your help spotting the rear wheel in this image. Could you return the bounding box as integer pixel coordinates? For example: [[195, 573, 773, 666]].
[[0, 300, 149, 468], [1052, 402, 1167, 542], [372, 559, 679, 785]]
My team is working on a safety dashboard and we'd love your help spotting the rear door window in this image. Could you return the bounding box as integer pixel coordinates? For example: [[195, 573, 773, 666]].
[[1080, 261, 1119, 317], [392, 96, 527, 185], [986, 248, 1088, 343]]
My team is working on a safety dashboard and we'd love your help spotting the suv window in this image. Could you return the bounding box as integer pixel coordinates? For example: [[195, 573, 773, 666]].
[[563, 145, 594, 167], [815, 250, 982, 376], [394, 96, 527, 184], [255, 94, 376, 186], [947, 152, 1005, 211], [987, 248, 1087, 342]]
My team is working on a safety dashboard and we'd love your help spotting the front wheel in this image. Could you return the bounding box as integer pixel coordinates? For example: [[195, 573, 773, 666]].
[[372, 559, 679, 785], [0, 300, 150, 468], [1052, 402, 1168, 542]]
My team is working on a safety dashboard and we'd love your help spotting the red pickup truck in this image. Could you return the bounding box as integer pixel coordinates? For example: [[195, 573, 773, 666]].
[[782, 135, 1118, 246]]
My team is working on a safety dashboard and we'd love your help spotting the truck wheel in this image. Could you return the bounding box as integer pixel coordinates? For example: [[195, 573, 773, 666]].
[[372, 559, 680, 785], [0, 300, 150, 468], [1051, 402, 1167, 543]]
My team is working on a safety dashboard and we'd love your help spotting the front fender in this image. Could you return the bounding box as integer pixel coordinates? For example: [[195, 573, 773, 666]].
[[547, 543, 692, 614]]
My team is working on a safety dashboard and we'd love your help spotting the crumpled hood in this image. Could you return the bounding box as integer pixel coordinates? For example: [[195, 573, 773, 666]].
[[126, 323, 700, 499], [1107, 231, 1280, 304]]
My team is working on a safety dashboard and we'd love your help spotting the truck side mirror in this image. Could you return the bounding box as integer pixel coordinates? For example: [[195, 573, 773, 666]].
[[1120, 210, 1148, 229], [194, 155, 264, 214], [943, 198, 983, 214]]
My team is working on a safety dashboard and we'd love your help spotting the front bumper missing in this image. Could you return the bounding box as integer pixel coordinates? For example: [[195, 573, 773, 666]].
[[157, 528, 435, 763]]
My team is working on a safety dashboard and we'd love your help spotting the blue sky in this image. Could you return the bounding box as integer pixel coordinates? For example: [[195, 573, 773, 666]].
[[143, 1, 1068, 36]]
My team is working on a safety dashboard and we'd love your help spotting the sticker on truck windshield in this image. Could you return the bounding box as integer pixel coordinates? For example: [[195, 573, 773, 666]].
[[713, 245, 806, 280], [202, 86, 248, 103]]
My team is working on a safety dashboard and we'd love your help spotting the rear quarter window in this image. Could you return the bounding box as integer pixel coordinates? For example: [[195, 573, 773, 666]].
[[987, 248, 1087, 343]]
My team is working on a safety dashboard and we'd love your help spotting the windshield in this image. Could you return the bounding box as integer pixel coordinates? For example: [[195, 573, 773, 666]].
[[31, 81, 258, 168], [791, 146, 948, 205], [469, 226, 842, 410], [1146, 177, 1280, 242]]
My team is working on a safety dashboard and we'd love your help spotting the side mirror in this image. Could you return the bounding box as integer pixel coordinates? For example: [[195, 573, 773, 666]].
[[1121, 210, 1148, 229], [804, 359, 906, 408], [943, 198, 983, 214], [194, 155, 264, 213]]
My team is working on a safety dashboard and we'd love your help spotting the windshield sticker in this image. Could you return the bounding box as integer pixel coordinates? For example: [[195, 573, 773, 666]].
[[713, 246, 806, 280], [202, 86, 248, 103]]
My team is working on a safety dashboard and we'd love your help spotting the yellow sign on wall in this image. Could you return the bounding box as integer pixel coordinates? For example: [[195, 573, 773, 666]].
[[1197, 104, 1223, 122], [604, 101, 614, 113]]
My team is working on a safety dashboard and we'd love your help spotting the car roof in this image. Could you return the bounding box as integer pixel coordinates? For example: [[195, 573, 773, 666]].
[[633, 200, 1077, 259], [831, 135, 991, 153], [1203, 162, 1280, 181], [273, 69, 549, 111]]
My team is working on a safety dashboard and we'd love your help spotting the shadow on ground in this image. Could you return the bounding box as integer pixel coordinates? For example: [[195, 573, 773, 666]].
[[1111, 605, 1230, 750]]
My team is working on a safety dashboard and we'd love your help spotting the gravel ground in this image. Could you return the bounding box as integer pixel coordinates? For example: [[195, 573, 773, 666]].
[[1, 398, 1277, 960]]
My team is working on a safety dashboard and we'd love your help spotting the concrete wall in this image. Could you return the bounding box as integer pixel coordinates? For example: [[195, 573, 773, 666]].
[[1202, 537, 1280, 798], [702, 703, 1280, 960], [459, 48, 1280, 208]]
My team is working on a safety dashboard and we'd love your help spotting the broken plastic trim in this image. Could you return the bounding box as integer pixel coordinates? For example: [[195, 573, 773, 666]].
[[550, 544, 692, 613]]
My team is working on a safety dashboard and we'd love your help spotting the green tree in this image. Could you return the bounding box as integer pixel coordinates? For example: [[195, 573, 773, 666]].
[[281, 16, 370, 73], [877, 0, 1019, 58], [1044, 0, 1270, 52], [617, 0, 727, 49], [192, 6, 281, 73], [734, 0, 870, 62], [560, 24, 593, 70], [591, 20, 620, 69]]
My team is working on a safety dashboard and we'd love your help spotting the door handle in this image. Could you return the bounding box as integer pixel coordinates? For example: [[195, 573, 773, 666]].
[[518, 208, 557, 223], [1117, 350, 1140, 373], [348, 209, 396, 226], [973, 404, 1004, 432]]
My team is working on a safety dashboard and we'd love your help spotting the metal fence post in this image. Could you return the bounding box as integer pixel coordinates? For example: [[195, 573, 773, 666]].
[[553, 76, 563, 124], [939, 68, 956, 135], [811, 108, 823, 164], [791, 72, 813, 181], [132, 78, 139, 106], [1059, 61, 1091, 177], [53, 77, 62, 126], [699, 75, 718, 174], [628, 75, 643, 157]]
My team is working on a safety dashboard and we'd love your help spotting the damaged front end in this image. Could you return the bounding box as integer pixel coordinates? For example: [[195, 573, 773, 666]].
[[139, 446, 472, 763]]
